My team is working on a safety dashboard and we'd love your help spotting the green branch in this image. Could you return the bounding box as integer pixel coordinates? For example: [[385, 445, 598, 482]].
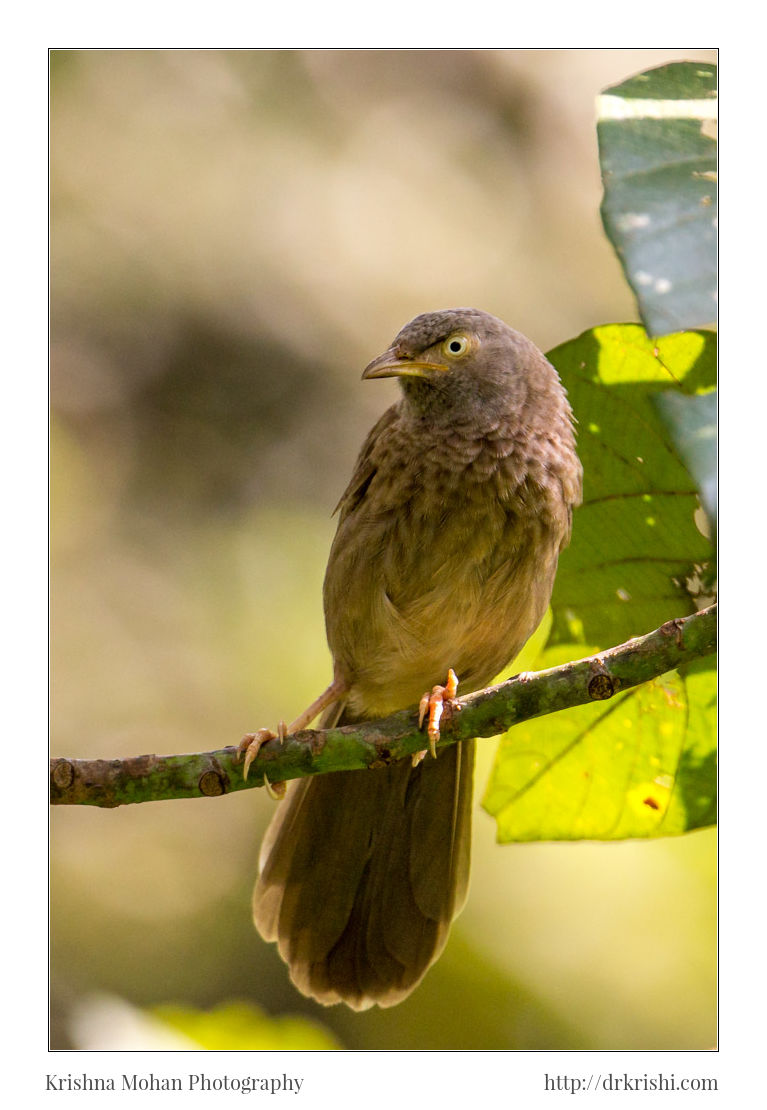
[[50, 604, 716, 809]]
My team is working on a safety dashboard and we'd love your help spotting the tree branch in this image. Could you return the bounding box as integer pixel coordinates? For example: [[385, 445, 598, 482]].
[[50, 604, 716, 808]]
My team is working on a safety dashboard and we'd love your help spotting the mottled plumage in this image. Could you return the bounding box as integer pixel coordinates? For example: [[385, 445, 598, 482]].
[[252, 308, 582, 1009]]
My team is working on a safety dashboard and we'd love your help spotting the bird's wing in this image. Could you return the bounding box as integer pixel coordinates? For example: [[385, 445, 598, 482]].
[[331, 404, 400, 523]]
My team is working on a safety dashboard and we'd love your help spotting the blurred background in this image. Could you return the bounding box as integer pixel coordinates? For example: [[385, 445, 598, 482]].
[[50, 48, 717, 1050]]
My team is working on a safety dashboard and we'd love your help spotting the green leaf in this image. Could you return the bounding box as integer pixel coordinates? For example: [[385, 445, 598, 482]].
[[597, 61, 717, 336], [548, 324, 716, 650], [654, 388, 717, 528], [152, 1000, 341, 1050], [482, 324, 717, 844], [483, 649, 716, 842]]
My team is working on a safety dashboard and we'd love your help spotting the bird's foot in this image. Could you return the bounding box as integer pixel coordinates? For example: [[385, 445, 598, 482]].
[[237, 720, 287, 781], [237, 675, 348, 785], [413, 668, 459, 766]]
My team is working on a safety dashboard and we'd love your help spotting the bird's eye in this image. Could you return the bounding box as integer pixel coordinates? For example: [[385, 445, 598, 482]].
[[443, 334, 470, 358]]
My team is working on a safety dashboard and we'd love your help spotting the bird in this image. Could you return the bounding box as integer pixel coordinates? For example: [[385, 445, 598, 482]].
[[240, 308, 582, 1010]]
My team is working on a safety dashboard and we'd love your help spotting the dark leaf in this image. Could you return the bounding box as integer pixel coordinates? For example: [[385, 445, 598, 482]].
[[598, 62, 717, 335]]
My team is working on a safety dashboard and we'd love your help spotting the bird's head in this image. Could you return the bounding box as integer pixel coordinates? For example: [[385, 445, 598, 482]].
[[362, 308, 561, 426]]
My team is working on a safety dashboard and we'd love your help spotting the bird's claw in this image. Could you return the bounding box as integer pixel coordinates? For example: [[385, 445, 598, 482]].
[[237, 721, 287, 782], [238, 728, 275, 780], [263, 774, 287, 801], [414, 668, 459, 765]]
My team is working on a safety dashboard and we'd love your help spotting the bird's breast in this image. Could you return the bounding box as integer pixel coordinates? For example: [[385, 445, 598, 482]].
[[324, 420, 575, 718]]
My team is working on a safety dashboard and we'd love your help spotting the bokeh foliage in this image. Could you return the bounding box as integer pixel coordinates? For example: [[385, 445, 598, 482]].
[[154, 1000, 340, 1050]]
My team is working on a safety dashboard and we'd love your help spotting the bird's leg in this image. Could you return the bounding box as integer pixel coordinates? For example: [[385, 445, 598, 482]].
[[413, 668, 459, 766], [238, 675, 349, 782], [287, 675, 349, 733]]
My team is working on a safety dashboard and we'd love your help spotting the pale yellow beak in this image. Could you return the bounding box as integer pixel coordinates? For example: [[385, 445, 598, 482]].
[[361, 348, 447, 380]]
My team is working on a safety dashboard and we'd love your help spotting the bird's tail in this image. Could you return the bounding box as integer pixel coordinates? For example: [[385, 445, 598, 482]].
[[253, 712, 474, 1010]]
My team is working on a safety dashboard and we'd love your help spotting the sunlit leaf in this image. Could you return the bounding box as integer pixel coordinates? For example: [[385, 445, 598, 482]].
[[548, 324, 716, 649], [484, 648, 716, 842], [483, 324, 717, 843], [598, 61, 717, 335]]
